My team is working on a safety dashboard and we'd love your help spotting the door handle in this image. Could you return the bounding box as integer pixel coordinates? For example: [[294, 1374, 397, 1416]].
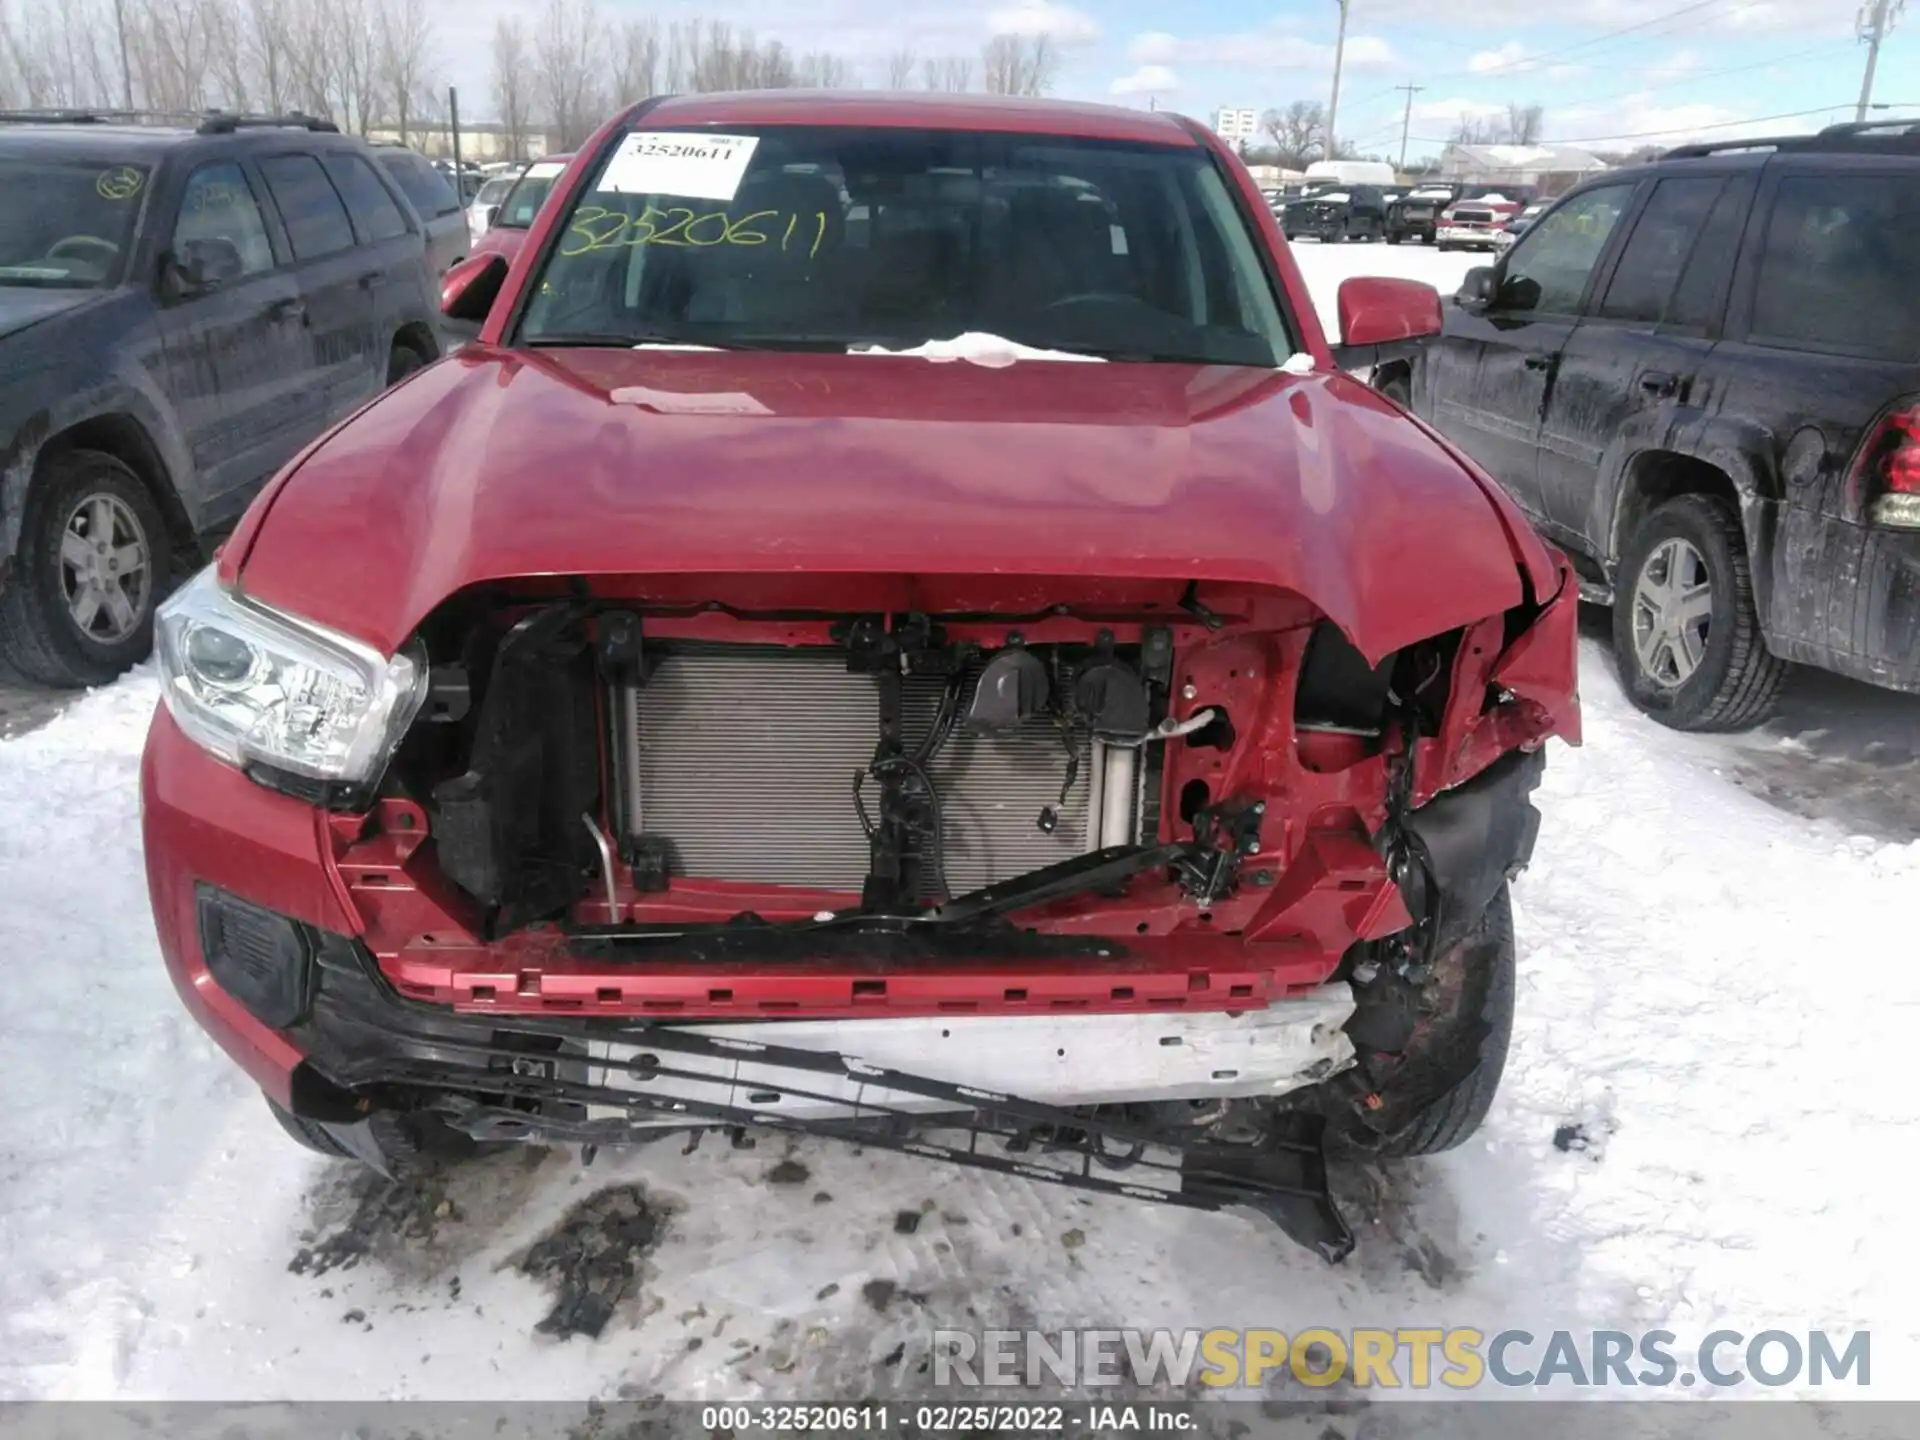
[[1523, 354, 1554, 372], [1639, 370, 1681, 397], [266, 296, 305, 323], [358, 271, 388, 291]]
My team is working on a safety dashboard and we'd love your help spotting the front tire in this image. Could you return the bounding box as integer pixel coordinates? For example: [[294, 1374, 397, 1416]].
[[0, 449, 167, 688], [1331, 887, 1515, 1158], [1612, 493, 1787, 732]]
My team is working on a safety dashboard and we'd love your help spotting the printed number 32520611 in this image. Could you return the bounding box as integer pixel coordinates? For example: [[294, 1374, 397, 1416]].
[[561, 205, 828, 257]]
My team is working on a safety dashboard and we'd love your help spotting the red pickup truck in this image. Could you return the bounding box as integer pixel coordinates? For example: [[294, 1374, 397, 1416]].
[[142, 91, 1579, 1261]]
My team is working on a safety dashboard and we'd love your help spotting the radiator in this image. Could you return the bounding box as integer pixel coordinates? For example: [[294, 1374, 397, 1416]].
[[618, 647, 1124, 894]]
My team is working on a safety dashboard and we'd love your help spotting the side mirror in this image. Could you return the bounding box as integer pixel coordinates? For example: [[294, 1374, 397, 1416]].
[[1457, 265, 1497, 309], [1336, 276, 1443, 349], [440, 251, 509, 322], [164, 237, 244, 298]]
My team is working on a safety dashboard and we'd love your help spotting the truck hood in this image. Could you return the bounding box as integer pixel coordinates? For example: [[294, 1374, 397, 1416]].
[[232, 346, 1544, 660], [0, 287, 98, 342]]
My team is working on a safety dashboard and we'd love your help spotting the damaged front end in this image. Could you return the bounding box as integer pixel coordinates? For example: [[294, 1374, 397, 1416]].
[[180, 565, 1578, 1259]]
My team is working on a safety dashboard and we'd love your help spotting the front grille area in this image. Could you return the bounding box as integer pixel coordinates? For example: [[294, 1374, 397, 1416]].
[[622, 647, 1105, 894], [1453, 209, 1494, 225]]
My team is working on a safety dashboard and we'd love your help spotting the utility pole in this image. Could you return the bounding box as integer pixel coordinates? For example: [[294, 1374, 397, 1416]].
[[449, 87, 464, 185], [1857, 0, 1903, 119], [1327, 0, 1350, 159], [1396, 83, 1424, 169]]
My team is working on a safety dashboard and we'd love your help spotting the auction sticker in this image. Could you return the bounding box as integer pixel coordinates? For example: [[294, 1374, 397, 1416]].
[[597, 132, 760, 201]]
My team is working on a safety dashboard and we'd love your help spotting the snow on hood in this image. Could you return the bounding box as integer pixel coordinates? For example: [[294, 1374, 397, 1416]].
[[227, 346, 1543, 661], [850, 332, 1105, 367]]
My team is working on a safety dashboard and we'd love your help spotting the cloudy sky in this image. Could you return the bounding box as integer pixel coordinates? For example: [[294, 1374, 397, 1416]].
[[427, 0, 1911, 156]]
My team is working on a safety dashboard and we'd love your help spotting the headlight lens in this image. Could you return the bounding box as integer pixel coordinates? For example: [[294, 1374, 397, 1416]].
[[155, 566, 426, 784]]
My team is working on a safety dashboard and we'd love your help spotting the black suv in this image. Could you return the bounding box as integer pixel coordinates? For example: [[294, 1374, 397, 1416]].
[[1385, 183, 1461, 244], [0, 112, 446, 687], [1378, 121, 1920, 730], [1281, 183, 1388, 242]]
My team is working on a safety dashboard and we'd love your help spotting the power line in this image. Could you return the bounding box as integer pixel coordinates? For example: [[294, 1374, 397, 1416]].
[[1344, 41, 1853, 157], [1339, 0, 1735, 115], [1396, 100, 1874, 149]]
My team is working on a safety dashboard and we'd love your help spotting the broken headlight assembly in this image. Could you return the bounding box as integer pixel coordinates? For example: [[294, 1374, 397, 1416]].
[[155, 566, 426, 784]]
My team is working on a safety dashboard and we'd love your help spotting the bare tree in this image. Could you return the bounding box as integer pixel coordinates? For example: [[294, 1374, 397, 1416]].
[[491, 16, 532, 159], [980, 33, 1054, 96], [885, 45, 914, 88], [1507, 102, 1545, 145], [1260, 100, 1325, 169], [796, 50, 851, 88], [371, 0, 432, 142], [921, 55, 971, 92], [240, 0, 287, 111], [608, 14, 658, 106], [535, 0, 603, 148]]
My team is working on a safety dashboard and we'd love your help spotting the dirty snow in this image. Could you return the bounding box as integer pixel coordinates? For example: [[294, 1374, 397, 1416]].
[[0, 244, 1917, 1407]]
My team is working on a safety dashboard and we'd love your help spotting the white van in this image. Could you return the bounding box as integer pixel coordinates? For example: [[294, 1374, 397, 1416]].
[[1302, 159, 1398, 188]]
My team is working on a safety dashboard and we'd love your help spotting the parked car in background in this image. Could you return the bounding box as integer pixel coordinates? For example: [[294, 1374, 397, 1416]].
[[143, 92, 1577, 1260], [467, 154, 571, 265], [1436, 192, 1525, 251], [1282, 183, 1388, 242], [467, 168, 521, 243], [0, 112, 446, 687], [372, 145, 467, 277], [1494, 199, 1550, 251], [1385, 183, 1460, 244], [1377, 120, 1920, 728]]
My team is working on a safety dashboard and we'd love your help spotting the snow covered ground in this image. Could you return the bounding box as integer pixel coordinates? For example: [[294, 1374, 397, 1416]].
[[1, 243, 1917, 1409]]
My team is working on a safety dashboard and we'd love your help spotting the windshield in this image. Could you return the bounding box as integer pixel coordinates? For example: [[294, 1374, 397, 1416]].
[[520, 126, 1293, 366], [0, 159, 149, 288], [496, 160, 567, 229]]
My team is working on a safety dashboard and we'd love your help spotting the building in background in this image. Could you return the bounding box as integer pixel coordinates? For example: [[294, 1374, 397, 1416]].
[[1213, 107, 1259, 145], [364, 120, 551, 166], [1434, 142, 1609, 196]]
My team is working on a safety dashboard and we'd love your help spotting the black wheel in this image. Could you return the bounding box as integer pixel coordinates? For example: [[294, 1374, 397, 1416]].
[[0, 448, 167, 688], [1331, 887, 1515, 1159], [1374, 370, 1411, 408], [1611, 493, 1787, 731], [1385, 229, 1403, 245], [1436, 241, 1456, 252], [386, 342, 429, 385]]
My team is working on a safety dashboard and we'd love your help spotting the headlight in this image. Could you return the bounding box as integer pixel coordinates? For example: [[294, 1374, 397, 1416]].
[[155, 566, 426, 785]]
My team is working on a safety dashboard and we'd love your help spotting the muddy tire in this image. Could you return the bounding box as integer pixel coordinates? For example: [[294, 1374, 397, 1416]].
[[1375, 370, 1412, 409], [1331, 887, 1515, 1159], [386, 341, 428, 386], [0, 449, 168, 688], [1612, 493, 1787, 732]]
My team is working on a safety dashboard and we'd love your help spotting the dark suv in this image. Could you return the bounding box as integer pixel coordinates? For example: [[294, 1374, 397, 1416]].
[[0, 112, 446, 687], [1380, 121, 1920, 729], [1281, 183, 1388, 243]]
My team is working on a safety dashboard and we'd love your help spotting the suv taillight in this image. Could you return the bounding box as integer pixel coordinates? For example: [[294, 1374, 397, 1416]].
[[1850, 404, 1920, 529]]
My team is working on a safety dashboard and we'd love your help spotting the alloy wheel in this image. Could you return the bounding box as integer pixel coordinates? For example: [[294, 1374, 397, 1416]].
[[1630, 537, 1713, 688], [58, 492, 151, 644]]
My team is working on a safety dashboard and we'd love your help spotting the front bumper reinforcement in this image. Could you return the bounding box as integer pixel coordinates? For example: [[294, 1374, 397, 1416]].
[[328, 1013, 1357, 1262]]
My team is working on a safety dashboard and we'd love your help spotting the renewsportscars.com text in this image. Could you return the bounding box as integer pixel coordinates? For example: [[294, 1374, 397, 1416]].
[[931, 1328, 1871, 1391]]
